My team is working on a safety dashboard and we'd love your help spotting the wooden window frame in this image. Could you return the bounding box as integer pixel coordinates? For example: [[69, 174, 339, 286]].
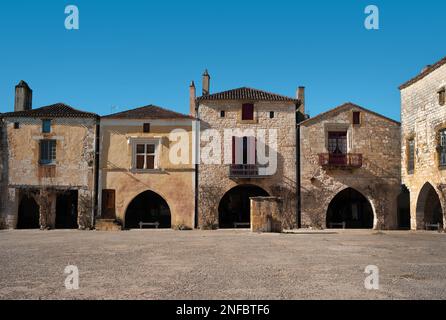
[[131, 138, 161, 172], [39, 139, 57, 165], [42, 119, 52, 134], [143, 123, 151, 133], [241, 103, 255, 121], [438, 87, 446, 106], [352, 111, 361, 126]]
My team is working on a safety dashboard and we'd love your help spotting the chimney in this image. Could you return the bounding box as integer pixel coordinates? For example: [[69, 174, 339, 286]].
[[14, 80, 32, 112], [189, 81, 196, 116], [421, 65, 432, 74], [297, 86, 305, 114], [202, 69, 210, 96]]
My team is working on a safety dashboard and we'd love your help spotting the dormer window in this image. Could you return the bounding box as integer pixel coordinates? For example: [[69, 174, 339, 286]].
[[242, 103, 254, 121], [439, 87, 446, 106], [42, 119, 52, 133]]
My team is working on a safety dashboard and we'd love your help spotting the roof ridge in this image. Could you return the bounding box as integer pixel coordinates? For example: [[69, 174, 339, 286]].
[[399, 55, 446, 90], [197, 86, 298, 102]]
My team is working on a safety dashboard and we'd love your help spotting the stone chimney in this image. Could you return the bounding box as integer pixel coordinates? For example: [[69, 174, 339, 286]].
[[189, 81, 196, 116], [202, 69, 210, 96], [297, 86, 305, 114], [421, 65, 432, 73], [14, 80, 32, 112]]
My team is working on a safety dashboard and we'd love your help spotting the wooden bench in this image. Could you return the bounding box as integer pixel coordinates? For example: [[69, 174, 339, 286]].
[[139, 222, 160, 229], [425, 223, 441, 231], [233, 222, 250, 228], [329, 222, 346, 229]]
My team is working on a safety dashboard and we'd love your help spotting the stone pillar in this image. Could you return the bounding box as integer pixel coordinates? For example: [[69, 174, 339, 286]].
[[38, 190, 56, 230], [250, 197, 283, 233], [77, 189, 93, 230], [3, 188, 19, 229]]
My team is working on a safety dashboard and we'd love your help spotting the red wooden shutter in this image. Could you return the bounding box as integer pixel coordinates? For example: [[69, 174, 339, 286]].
[[242, 104, 254, 121]]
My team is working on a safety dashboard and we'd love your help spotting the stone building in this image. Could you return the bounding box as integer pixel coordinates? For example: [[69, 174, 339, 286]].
[[400, 55, 446, 230], [194, 71, 305, 229], [98, 105, 195, 230], [300, 103, 401, 230], [0, 81, 99, 230], [0, 112, 6, 228]]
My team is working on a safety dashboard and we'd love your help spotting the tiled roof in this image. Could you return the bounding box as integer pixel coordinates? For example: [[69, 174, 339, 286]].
[[2, 103, 98, 118], [399, 55, 446, 90], [299, 102, 400, 126], [102, 105, 194, 119], [197, 87, 299, 103]]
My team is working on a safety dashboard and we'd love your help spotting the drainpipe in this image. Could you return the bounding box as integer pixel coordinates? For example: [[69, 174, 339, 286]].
[[93, 119, 100, 226], [296, 122, 301, 229]]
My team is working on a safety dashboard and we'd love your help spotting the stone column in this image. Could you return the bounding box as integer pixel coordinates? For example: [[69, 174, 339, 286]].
[[250, 197, 283, 233], [3, 188, 19, 229], [38, 190, 56, 230], [77, 189, 93, 230]]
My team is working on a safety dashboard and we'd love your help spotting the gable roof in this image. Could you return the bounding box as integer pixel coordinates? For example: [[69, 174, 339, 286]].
[[197, 87, 299, 103], [299, 102, 400, 126], [102, 105, 194, 119], [399, 55, 446, 90], [2, 103, 98, 119]]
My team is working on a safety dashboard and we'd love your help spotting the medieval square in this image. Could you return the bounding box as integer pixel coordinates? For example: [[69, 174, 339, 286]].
[[1, 1, 446, 305]]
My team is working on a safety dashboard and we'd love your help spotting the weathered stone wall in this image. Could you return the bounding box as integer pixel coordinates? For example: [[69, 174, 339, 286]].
[[3, 117, 97, 229], [198, 100, 298, 229], [99, 120, 195, 229], [300, 105, 401, 230], [250, 197, 283, 233], [0, 118, 6, 228], [401, 63, 446, 230]]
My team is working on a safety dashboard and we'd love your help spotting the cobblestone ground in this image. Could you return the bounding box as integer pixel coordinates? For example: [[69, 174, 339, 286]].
[[0, 229, 445, 300]]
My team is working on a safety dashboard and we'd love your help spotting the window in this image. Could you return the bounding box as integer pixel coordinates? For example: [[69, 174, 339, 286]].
[[328, 132, 347, 155], [40, 140, 56, 165], [134, 142, 157, 170], [269, 111, 275, 119], [42, 119, 51, 133], [439, 87, 446, 106], [232, 136, 256, 165], [353, 111, 361, 125], [143, 123, 151, 133], [220, 110, 225, 118], [14, 122, 20, 129], [439, 130, 446, 167], [241, 103, 254, 121], [407, 139, 415, 174]]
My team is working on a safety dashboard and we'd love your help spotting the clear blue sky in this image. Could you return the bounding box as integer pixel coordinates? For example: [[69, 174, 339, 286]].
[[0, 0, 445, 120]]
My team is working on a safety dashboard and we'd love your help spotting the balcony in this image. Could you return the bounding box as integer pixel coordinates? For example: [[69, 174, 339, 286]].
[[318, 153, 363, 169], [229, 164, 268, 178]]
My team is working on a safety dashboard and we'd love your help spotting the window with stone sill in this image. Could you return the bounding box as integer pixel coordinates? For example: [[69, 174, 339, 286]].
[[39, 139, 56, 165], [407, 138, 415, 174], [439, 129, 446, 167], [439, 87, 446, 106], [131, 139, 160, 171]]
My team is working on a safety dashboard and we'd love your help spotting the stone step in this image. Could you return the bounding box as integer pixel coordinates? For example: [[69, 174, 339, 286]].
[[95, 219, 122, 232]]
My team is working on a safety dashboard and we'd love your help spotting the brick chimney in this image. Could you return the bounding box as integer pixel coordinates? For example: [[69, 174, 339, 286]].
[[189, 81, 196, 116], [297, 86, 305, 114], [202, 69, 210, 96], [14, 80, 32, 112]]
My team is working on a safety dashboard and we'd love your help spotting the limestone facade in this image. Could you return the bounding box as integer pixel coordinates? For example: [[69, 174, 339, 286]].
[[400, 57, 446, 230], [98, 107, 195, 229], [196, 83, 304, 229], [300, 103, 401, 230]]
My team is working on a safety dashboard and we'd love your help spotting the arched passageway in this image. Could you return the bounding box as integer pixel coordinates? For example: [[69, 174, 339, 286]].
[[416, 183, 443, 229], [17, 194, 40, 229], [125, 191, 171, 229], [55, 191, 78, 229], [397, 185, 411, 230], [218, 185, 269, 229], [326, 188, 374, 229]]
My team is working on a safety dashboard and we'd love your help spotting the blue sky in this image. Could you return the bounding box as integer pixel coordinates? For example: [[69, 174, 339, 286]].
[[0, 0, 445, 120]]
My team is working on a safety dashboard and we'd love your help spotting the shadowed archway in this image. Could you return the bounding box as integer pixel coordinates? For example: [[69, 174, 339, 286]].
[[218, 185, 269, 229], [326, 188, 374, 229], [125, 191, 171, 229], [17, 194, 40, 229], [416, 183, 443, 229]]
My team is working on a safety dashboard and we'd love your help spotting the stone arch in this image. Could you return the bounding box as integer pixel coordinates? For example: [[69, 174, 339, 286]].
[[17, 193, 40, 229], [415, 182, 443, 230], [218, 184, 269, 229], [124, 190, 171, 229], [326, 187, 375, 229]]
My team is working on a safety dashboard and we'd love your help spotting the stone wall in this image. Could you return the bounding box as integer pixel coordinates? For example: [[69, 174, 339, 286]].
[[300, 104, 401, 230], [0, 118, 6, 228], [198, 100, 298, 229], [400, 62, 446, 230], [3, 117, 97, 229]]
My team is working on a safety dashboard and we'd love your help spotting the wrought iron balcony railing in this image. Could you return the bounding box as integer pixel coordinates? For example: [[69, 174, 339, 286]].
[[318, 153, 363, 169], [229, 164, 270, 178]]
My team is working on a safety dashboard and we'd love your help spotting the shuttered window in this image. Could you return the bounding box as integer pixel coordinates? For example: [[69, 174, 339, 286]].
[[242, 103, 254, 121]]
